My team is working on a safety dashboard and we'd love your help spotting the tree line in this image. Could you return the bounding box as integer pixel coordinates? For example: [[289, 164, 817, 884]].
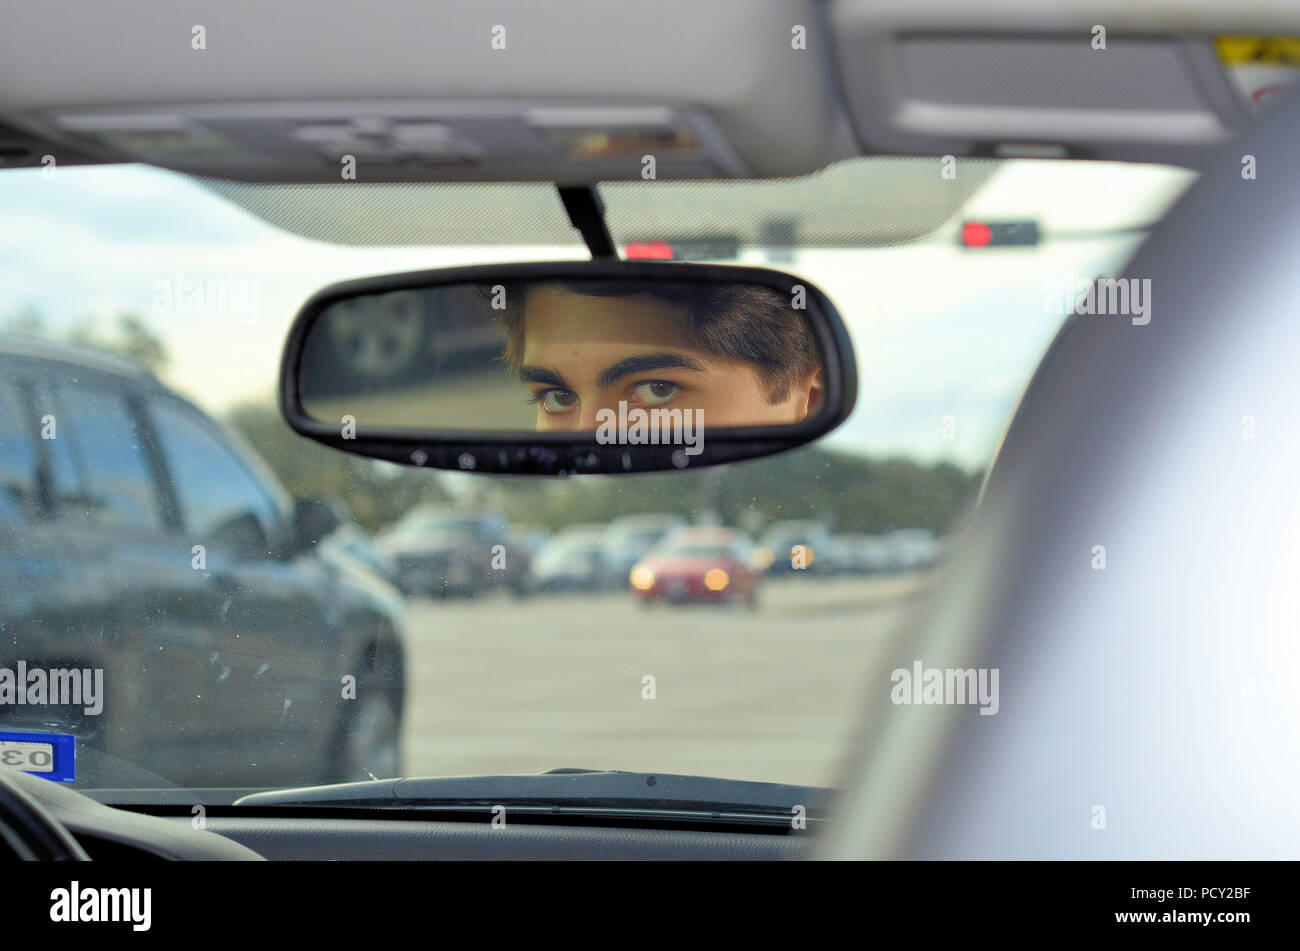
[[3, 306, 982, 537]]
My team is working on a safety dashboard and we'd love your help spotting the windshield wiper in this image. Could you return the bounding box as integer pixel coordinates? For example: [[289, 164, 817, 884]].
[[234, 768, 831, 823]]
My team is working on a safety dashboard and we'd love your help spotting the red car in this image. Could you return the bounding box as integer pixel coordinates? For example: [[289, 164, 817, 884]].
[[629, 528, 761, 608]]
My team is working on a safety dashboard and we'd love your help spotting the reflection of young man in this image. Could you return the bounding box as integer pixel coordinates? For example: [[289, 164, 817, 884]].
[[491, 280, 823, 431]]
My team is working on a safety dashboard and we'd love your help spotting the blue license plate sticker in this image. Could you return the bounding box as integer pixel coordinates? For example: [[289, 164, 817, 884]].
[[0, 731, 75, 782]]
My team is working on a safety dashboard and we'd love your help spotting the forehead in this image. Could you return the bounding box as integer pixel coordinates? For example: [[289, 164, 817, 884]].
[[520, 285, 694, 355]]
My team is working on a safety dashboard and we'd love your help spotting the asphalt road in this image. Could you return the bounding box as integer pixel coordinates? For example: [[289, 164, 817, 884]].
[[399, 572, 935, 789]]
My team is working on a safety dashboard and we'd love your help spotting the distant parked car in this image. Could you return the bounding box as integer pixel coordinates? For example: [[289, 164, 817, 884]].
[[316, 504, 399, 584], [630, 527, 761, 608], [856, 535, 895, 573], [828, 535, 864, 575], [0, 335, 408, 788], [828, 533, 896, 575], [377, 505, 508, 598], [600, 513, 688, 589], [884, 528, 939, 571], [756, 519, 833, 575], [502, 525, 549, 596], [528, 524, 607, 593]]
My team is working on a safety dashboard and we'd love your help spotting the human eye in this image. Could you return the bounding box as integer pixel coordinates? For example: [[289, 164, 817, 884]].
[[628, 380, 682, 406], [528, 388, 579, 414]]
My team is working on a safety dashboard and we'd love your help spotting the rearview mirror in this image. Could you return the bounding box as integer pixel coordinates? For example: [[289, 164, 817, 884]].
[[279, 261, 856, 474]]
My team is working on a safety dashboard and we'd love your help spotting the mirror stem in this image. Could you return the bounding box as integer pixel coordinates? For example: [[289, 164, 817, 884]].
[[557, 185, 618, 260]]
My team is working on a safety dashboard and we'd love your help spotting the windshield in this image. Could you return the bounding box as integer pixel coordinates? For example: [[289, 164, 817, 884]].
[[0, 157, 1193, 803]]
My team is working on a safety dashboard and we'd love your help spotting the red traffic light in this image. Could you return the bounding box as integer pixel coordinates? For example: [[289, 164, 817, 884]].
[[959, 220, 1040, 248], [623, 239, 674, 259], [961, 222, 993, 247]]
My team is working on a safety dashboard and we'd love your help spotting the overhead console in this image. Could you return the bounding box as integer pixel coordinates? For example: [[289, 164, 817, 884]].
[[29, 101, 752, 183], [829, 0, 1300, 167]]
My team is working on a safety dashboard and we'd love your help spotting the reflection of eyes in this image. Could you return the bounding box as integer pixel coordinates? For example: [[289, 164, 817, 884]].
[[629, 380, 681, 405], [528, 388, 579, 414], [529, 380, 683, 414]]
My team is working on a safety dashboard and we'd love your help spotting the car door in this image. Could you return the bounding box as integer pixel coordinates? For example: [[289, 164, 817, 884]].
[[13, 371, 243, 782], [142, 397, 339, 784], [0, 375, 52, 717]]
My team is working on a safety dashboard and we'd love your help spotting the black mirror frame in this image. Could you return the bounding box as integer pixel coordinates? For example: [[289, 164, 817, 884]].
[[278, 260, 857, 475]]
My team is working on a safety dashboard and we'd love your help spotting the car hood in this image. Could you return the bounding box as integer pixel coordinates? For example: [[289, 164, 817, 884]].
[[641, 555, 736, 574]]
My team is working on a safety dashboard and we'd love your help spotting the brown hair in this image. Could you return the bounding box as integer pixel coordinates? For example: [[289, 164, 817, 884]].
[[484, 279, 819, 403]]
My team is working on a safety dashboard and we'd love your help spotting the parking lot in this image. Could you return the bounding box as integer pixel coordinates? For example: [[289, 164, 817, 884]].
[[399, 572, 935, 788]]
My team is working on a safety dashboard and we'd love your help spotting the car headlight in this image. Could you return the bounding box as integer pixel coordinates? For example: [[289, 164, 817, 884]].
[[630, 566, 655, 590], [704, 568, 730, 591]]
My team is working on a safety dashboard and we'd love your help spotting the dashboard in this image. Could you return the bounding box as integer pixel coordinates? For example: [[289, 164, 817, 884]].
[[2, 768, 811, 861]]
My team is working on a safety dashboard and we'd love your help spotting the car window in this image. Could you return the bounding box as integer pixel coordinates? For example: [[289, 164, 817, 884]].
[[149, 399, 281, 553], [0, 379, 38, 521], [664, 543, 730, 557], [46, 381, 161, 530], [38, 384, 87, 518]]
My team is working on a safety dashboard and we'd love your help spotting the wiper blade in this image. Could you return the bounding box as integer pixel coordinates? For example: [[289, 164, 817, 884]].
[[233, 768, 832, 818]]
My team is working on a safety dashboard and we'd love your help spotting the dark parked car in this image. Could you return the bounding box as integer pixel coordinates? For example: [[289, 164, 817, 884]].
[[503, 525, 549, 596], [376, 505, 508, 598], [0, 335, 408, 789]]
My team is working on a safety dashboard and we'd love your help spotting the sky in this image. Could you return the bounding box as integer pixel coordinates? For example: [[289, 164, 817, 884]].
[[0, 159, 1193, 471]]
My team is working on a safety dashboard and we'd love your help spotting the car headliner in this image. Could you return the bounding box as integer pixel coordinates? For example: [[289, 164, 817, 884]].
[[2, 0, 1298, 187]]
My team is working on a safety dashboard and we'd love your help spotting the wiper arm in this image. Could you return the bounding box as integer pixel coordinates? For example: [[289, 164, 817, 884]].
[[234, 768, 831, 819]]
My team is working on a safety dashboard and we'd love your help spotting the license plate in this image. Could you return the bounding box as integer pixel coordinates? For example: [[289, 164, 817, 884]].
[[0, 731, 76, 782], [0, 739, 53, 772]]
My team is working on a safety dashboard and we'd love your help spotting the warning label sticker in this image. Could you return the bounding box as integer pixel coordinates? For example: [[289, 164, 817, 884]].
[[1215, 36, 1300, 113]]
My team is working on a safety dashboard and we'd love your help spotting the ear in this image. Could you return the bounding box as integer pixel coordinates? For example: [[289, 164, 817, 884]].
[[794, 364, 824, 421]]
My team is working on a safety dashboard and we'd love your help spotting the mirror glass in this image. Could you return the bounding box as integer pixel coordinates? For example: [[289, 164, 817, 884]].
[[296, 278, 826, 440]]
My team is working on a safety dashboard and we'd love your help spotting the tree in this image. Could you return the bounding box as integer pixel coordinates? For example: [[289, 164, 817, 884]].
[[224, 400, 450, 532], [1, 306, 168, 373], [114, 314, 168, 372], [482, 445, 982, 537], [1, 303, 47, 337]]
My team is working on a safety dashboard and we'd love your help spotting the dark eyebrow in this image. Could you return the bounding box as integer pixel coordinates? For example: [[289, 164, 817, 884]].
[[596, 352, 704, 388], [518, 366, 570, 388]]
